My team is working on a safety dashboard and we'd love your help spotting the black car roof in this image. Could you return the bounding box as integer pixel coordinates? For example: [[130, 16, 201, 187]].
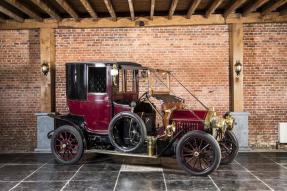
[[66, 61, 142, 67], [66, 61, 171, 73]]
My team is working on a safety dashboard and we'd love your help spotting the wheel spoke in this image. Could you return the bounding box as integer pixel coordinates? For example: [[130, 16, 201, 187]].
[[202, 158, 210, 168], [183, 153, 194, 157], [183, 147, 193, 153], [199, 139, 203, 150], [185, 156, 195, 163], [64, 132, 67, 140], [222, 144, 232, 154], [193, 158, 198, 169], [200, 143, 210, 152], [59, 133, 64, 140], [199, 159, 204, 170], [186, 141, 195, 150]]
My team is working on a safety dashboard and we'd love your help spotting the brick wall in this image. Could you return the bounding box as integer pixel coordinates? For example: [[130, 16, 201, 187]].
[[243, 23, 287, 148], [55, 26, 230, 115], [0, 24, 286, 151], [0, 30, 41, 151]]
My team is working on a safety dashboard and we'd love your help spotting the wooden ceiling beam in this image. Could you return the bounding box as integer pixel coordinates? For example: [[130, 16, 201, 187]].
[[0, 4, 24, 22], [261, 0, 287, 16], [4, 0, 42, 21], [79, 0, 97, 18], [242, 0, 269, 17], [128, 0, 135, 21], [0, 17, 6, 22], [280, 8, 287, 15], [0, 13, 287, 29], [186, 0, 201, 19], [224, 0, 246, 18], [150, 0, 155, 20], [205, 0, 223, 18], [55, 0, 79, 20], [30, 0, 61, 20], [104, 0, 116, 21], [168, 0, 179, 19]]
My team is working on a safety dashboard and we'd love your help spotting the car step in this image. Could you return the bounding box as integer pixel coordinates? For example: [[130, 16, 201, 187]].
[[86, 149, 158, 158]]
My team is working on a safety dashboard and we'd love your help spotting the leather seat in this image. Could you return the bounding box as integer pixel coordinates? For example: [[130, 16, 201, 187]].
[[89, 74, 106, 93]]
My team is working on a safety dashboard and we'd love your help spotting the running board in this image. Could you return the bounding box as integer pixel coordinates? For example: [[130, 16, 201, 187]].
[[86, 149, 158, 158]]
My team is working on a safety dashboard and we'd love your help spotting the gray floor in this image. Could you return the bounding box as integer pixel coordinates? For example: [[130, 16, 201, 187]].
[[0, 152, 286, 191]]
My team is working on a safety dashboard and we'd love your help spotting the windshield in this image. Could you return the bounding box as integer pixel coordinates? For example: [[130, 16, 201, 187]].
[[147, 70, 170, 95]]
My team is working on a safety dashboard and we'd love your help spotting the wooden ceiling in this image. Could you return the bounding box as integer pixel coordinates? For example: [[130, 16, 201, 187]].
[[0, 0, 286, 22], [0, 0, 286, 29]]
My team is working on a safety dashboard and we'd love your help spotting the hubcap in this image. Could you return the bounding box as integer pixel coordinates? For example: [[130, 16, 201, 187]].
[[194, 151, 199, 157]]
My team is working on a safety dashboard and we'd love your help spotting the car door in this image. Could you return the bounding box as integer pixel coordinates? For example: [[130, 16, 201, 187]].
[[83, 66, 111, 134]]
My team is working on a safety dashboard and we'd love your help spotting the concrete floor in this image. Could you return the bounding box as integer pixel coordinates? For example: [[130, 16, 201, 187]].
[[0, 152, 286, 191]]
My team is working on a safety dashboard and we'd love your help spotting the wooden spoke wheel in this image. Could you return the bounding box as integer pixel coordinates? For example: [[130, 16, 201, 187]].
[[51, 125, 84, 164], [108, 112, 146, 153], [176, 131, 221, 176], [219, 131, 239, 164]]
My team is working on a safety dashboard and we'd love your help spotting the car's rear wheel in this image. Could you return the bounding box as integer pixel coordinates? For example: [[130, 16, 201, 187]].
[[176, 131, 221, 176], [219, 131, 239, 164], [51, 125, 84, 164]]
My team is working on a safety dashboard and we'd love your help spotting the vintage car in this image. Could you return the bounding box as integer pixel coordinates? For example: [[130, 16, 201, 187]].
[[48, 61, 238, 176]]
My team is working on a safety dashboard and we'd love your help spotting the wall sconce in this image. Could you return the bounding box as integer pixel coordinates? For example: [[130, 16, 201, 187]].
[[234, 61, 242, 78], [41, 62, 49, 76]]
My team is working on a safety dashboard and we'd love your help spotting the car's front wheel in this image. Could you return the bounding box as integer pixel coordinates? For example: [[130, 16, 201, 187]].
[[219, 130, 239, 164], [176, 131, 221, 176], [51, 125, 84, 164]]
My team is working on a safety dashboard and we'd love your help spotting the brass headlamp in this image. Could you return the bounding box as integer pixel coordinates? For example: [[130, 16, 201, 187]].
[[224, 113, 235, 130], [215, 118, 226, 129], [205, 110, 226, 130], [205, 109, 235, 135]]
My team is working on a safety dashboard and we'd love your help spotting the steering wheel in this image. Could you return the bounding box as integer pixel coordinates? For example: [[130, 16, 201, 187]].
[[138, 91, 150, 102]]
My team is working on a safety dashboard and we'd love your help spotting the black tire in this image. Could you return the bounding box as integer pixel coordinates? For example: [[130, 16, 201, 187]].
[[176, 131, 221, 176], [220, 131, 239, 165], [108, 112, 147, 153], [51, 125, 84, 165]]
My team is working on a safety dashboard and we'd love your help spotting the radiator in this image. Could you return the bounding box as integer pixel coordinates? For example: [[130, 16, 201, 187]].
[[278, 123, 287, 143]]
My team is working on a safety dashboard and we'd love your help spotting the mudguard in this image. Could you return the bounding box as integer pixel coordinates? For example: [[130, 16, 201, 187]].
[[47, 113, 87, 149]]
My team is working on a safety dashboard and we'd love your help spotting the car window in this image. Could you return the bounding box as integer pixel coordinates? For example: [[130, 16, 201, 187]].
[[66, 64, 87, 100], [88, 67, 106, 93]]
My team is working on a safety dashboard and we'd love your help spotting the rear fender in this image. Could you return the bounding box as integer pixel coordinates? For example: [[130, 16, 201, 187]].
[[48, 114, 87, 149]]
